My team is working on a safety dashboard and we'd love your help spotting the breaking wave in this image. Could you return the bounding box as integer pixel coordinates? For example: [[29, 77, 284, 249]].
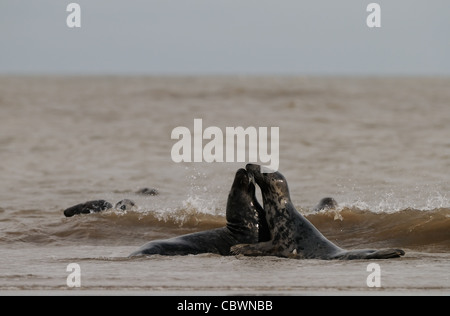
[[1, 205, 448, 252]]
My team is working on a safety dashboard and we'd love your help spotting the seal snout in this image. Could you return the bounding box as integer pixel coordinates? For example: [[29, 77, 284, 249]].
[[245, 163, 263, 182], [245, 163, 261, 174], [233, 168, 251, 189]]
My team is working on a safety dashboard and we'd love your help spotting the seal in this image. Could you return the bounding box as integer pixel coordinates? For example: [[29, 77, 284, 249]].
[[313, 197, 338, 212], [135, 187, 159, 196], [63, 199, 137, 217], [115, 199, 137, 211], [231, 164, 405, 260], [63, 200, 113, 217], [128, 168, 270, 257]]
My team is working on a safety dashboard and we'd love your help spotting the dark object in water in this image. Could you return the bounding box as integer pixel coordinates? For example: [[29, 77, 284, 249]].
[[135, 187, 159, 196], [313, 197, 338, 212], [63, 200, 112, 217]]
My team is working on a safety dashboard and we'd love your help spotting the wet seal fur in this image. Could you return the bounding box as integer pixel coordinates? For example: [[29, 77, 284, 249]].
[[63, 199, 136, 217], [135, 187, 159, 196], [313, 197, 338, 212], [63, 200, 113, 217], [115, 199, 137, 211], [63, 186, 158, 217], [231, 164, 405, 260], [129, 168, 270, 257]]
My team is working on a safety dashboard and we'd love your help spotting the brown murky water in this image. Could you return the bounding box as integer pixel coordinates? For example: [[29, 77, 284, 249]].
[[0, 76, 449, 295]]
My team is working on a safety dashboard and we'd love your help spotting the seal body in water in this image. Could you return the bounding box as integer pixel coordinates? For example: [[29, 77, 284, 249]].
[[128, 168, 270, 257], [63, 199, 137, 217], [63, 200, 113, 217], [231, 164, 405, 260], [135, 188, 159, 196]]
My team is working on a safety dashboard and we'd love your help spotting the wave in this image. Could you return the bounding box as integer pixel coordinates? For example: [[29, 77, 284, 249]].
[[306, 207, 450, 252], [2, 207, 449, 252]]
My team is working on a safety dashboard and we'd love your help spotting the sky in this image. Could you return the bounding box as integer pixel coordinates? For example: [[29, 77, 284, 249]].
[[0, 0, 449, 76]]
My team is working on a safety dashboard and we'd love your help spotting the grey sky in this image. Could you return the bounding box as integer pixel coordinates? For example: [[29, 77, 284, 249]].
[[1, 0, 449, 75]]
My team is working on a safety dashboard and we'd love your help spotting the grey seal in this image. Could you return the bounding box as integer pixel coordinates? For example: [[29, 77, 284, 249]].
[[313, 197, 338, 212], [63, 200, 113, 217], [63, 199, 137, 217], [135, 188, 159, 196], [115, 199, 137, 211], [231, 164, 405, 260], [129, 168, 270, 257]]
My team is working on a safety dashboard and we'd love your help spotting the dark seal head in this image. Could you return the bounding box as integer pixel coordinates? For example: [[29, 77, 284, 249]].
[[128, 168, 269, 257], [313, 197, 338, 212], [231, 164, 405, 260]]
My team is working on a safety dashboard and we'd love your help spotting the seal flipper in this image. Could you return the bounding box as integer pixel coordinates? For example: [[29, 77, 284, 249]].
[[364, 248, 405, 259], [230, 241, 277, 256], [334, 248, 405, 260]]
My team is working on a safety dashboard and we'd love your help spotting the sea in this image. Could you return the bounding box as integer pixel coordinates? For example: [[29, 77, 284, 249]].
[[0, 76, 449, 296]]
